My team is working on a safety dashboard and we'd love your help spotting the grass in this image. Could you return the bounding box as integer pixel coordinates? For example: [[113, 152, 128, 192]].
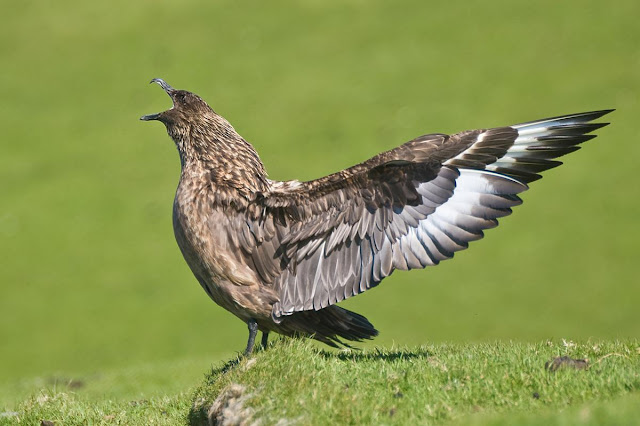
[[5, 393, 188, 425], [1, 0, 639, 421], [188, 339, 640, 425], [11, 339, 636, 425], [466, 393, 640, 426]]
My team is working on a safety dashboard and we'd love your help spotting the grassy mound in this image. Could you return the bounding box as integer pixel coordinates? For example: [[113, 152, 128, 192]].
[[190, 339, 639, 425]]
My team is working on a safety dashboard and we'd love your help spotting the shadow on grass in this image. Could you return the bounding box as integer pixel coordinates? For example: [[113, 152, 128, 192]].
[[317, 346, 434, 362]]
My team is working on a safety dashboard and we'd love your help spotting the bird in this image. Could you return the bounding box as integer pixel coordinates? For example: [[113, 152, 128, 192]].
[[141, 78, 612, 355]]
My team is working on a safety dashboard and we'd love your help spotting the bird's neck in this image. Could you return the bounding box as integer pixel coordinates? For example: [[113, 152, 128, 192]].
[[171, 123, 270, 199]]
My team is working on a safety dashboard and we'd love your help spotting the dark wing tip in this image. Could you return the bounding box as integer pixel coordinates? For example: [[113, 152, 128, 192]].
[[513, 109, 615, 129], [572, 109, 614, 125]]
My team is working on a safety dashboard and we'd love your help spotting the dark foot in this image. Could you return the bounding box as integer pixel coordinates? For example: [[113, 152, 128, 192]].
[[244, 319, 258, 356], [261, 331, 269, 350]]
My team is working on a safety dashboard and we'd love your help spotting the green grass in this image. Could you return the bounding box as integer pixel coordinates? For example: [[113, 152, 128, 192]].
[[190, 339, 640, 425], [466, 393, 640, 426], [6, 339, 638, 425], [5, 393, 188, 425], [1, 0, 639, 419]]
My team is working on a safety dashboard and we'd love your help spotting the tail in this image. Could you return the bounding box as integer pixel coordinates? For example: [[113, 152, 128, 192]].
[[283, 305, 378, 348]]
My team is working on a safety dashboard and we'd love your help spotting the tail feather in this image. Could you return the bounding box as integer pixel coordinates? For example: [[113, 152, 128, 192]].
[[283, 305, 378, 347]]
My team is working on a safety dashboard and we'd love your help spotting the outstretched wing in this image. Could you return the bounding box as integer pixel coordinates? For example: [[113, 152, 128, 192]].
[[236, 110, 612, 320]]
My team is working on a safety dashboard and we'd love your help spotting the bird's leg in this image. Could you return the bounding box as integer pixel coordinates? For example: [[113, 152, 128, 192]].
[[244, 319, 258, 356], [261, 331, 269, 350]]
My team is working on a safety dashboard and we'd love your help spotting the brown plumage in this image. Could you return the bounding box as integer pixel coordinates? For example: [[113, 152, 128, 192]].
[[141, 78, 612, 354]]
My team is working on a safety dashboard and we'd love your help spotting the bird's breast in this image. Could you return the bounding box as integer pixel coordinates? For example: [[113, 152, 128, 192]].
[[172, 180, 259, 287]]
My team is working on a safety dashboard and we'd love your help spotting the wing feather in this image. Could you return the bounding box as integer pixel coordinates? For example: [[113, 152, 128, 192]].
[[235, 110, 612, 320]]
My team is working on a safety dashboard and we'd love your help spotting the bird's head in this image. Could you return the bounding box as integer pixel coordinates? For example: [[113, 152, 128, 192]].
[[140, 79, 266, 182], [140, 78, 214, 126]]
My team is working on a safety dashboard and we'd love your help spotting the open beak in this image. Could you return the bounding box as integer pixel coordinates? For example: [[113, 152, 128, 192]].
[[140, 78, 174, 121]]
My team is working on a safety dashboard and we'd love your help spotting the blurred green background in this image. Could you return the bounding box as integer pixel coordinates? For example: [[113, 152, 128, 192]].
[[1, 0, 638, 404]]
